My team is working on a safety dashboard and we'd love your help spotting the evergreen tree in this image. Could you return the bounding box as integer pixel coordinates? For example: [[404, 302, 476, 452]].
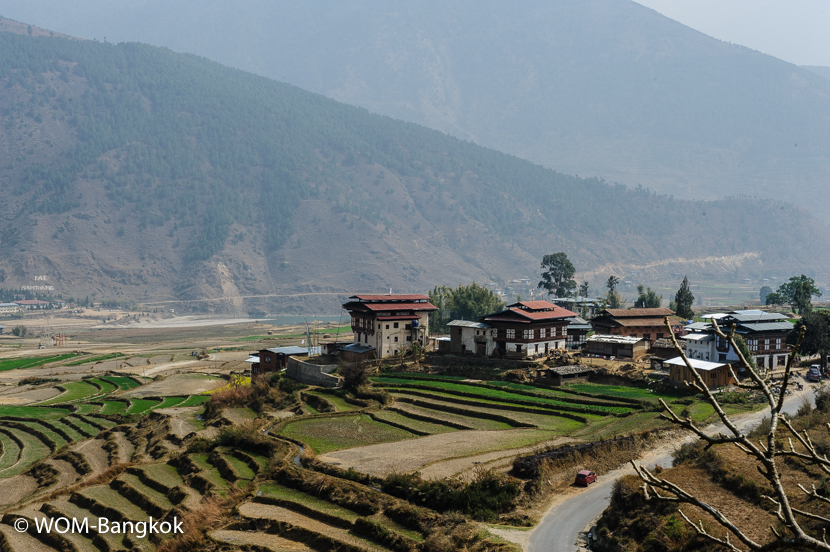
[[673, 276, 695, 319], [538, 253, 577, 297], [634, 284, 662, 308]]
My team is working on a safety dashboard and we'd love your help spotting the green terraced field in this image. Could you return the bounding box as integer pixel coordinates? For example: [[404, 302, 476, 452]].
[[48, 419, 84, 442], [101, 376, 141, 390], [1, 427, 50, 476], [258, 482, 361, 522], [0, 406, 68, 420], [64, 353, 123, 366], [0, 354, 80, 372], [372, 410, 457, 435], [140, 463, 184, 489], [191, 454, 230, 493], [223, 453, 256, 480], [281, 414, 415, 454], [178, 395, 211, 407], [373, 377, 632, 414], [125, 399, 161, 415], [73, 403, 100, 415], [38, 381, 100, 405], [0, 431, 21, 471], [16, 421, 69, 448], [87, 377, 117, 396], [390, 402, 513, 431], [304, 390, 363, 412], [100, 401, 128, 415], [154, 396, 186, 409], [563, 382, 688, 402]]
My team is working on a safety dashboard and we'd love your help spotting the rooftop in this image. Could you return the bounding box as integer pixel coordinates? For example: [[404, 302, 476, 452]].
[[600, 308, 675, 318], [349, 294, 431, 302], [264, 346, 321, 356], [586, 335, 646, 344], [448, 320, 490, 329], [664, 356, 728, 371], [343, 301, 438, 312]]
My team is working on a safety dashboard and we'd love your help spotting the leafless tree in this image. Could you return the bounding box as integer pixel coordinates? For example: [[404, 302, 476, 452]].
[[631, 317, 830, 551]]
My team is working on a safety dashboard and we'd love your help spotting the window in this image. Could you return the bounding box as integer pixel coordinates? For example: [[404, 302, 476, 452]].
[[540, 328, 546, 338], [394, 322, 399, 329], [776, 338, 781, 350], [656, 333, 664, 339], [506, 329, 516, 339], [764, 339, 769, 351], [385, 324, 389, 330], [405, 324, 412, 330], [264, 356, 271, 362], [406, 335, 412, 341], [394, 336, 398, 342], [749, 339, 758, 352], [523, 329, 534, 339]]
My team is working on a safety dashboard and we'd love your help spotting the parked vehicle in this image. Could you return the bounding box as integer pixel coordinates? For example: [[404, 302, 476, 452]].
[[575, 470, 597, 486], [807, 365, 822, 382]]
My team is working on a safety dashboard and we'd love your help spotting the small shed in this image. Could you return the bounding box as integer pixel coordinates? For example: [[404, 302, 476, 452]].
[[664, 356, 735, 388], [253, 346, 321, 377], [448, 320, 493, 356], [586, 335, 648, 358], [534, 365, 595, 386], [651, 338, 684, 360], [339, 343, 376, 363]]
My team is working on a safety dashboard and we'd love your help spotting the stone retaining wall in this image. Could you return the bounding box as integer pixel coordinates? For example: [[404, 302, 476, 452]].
[[286, 357, 342, 388]]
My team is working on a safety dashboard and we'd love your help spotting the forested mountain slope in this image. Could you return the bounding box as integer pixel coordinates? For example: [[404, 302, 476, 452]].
[[0, 24, 827, 313], [2, 1, 830, 220]]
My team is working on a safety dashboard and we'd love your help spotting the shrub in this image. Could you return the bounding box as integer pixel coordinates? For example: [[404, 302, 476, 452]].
[[214, 423, 275, 456], [341, 361, 370, 390], [11, 325, 27, 337]]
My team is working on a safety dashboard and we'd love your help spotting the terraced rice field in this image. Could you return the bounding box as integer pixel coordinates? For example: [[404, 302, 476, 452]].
[[37, 381, 100, 405], [282, 414, 416, 454]]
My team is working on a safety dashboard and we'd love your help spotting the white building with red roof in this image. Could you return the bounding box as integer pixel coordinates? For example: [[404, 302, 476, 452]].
[[477, 300, 577, 359], [341, 294, 438, 359]]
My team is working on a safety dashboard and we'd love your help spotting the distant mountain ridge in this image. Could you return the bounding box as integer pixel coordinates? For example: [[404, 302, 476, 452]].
[[0, 24, 828, 313], [1, 0, 830, 221]]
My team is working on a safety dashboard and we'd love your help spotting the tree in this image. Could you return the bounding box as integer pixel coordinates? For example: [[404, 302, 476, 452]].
[[428, 283, 505, 334], [794, 311, 830, 371], [672, 276, 694, 319], [759, 285, 772, 303], [634, 284, 663, 308], [605, 275, 623, 309], [771, 275, 821, 315], [632, 319, 830, 551], [537, 253, 576, 298], [579, 281, 590, 319], [11, 325, 27, 337]]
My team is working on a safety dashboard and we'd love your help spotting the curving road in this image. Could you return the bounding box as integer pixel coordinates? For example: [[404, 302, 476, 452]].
[[529, 388, 816, 551]]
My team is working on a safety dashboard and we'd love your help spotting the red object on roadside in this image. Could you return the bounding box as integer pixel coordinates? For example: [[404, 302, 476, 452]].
[[575, 470, 597, 486]]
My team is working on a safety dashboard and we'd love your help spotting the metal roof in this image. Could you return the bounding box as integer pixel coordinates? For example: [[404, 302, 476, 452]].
[[340, 343, 375, 353], [685, 322, 713, 332], [586, 335, 646, 344], [683, 333, 714, 342], [448, 320, 490, 329], [264, 346, 321, 355], [736, 321, 794, 332], [349, 294, 430, 302], [725, 312, 788, 322], [664, 356, 727, 371], [343, 301, 438, 312], [244, 355, 259, 363], [510, 300, 557, 311]]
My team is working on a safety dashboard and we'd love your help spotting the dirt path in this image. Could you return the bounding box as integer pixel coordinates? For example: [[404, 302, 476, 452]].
[[210, 529, 314, 551], [44, 459, 80, 489], [71, 439, 109, 474], [317, 429, 563, 477]]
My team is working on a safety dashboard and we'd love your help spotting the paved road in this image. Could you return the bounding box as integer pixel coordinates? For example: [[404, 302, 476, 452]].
[[528, 388, 816, 552]]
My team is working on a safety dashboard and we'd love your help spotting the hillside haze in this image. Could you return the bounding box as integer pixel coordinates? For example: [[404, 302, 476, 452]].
[[2, 0, 830, 220], [0, 23, 828, 314]]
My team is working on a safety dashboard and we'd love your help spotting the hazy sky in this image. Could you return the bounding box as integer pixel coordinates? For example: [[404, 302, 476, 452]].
[[635, 0, 830, 67]]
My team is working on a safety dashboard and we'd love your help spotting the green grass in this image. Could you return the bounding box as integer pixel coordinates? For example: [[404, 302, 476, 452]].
[[258, 482, 361, 522], [154, 396, 186, 409], [100, 401, 129, 415], [280, 414, 415, 453], [373, 377, 631, 414], [14, 421, 68, 448], [49, 419, 84, 442], [0, 431, 21, 472], [73, 403, 100, 415], [0, 406, 69, 420], [87, 377, 117, 396], [0, 427, 50, 476], [81, 485, 152, 521], [64, 353, 124, 366], [0, 353, 79, 372], [101, 376, 141, 390], [222, 453, 256, 480], [564, 382, 688, 402], [372, 410, 457, 435], [391, 402, 513, 431], [304, 390, 363, 412], [140, 463, 184, 490], [190, 453, 230, 493], [38, 382, 100, 405], [179, 395, 210, 407], [119, 473, 174, 510], [125, 399, 162, 415]]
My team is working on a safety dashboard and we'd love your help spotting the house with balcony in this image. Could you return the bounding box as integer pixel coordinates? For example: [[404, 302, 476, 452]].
[[342, 294, 437, 359], [447, 320, 496, 356], [589, 308, 676, 344], [478, 300, 576, 359]]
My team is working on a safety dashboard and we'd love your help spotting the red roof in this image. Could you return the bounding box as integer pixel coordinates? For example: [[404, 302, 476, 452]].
[[512, 300, 557, 311], [344, 301, 437, 312], [350, 294, 430, 302], [483, 306, 576, 324]]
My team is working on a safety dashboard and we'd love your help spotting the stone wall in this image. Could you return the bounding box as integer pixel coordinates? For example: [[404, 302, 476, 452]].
[[286, 356, 342, 388]]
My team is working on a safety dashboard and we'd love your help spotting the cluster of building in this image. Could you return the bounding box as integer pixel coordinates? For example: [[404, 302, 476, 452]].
[[242, 291, 793, 390], [0, 299, 57, 314]]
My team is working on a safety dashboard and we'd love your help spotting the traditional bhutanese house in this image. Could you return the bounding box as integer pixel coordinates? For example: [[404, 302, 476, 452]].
[[715, 310, 794, 371], [447, 320, 495, 356], [342, 294, 437, 359], [480, 300, 576, 359], [665, 356, 735, 388], [246, 346, 320, 377], [589, 308, 676, 344], [534, 365, 595, 386], [585, 334, 648, 358], [565, 316, 592, 349]]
